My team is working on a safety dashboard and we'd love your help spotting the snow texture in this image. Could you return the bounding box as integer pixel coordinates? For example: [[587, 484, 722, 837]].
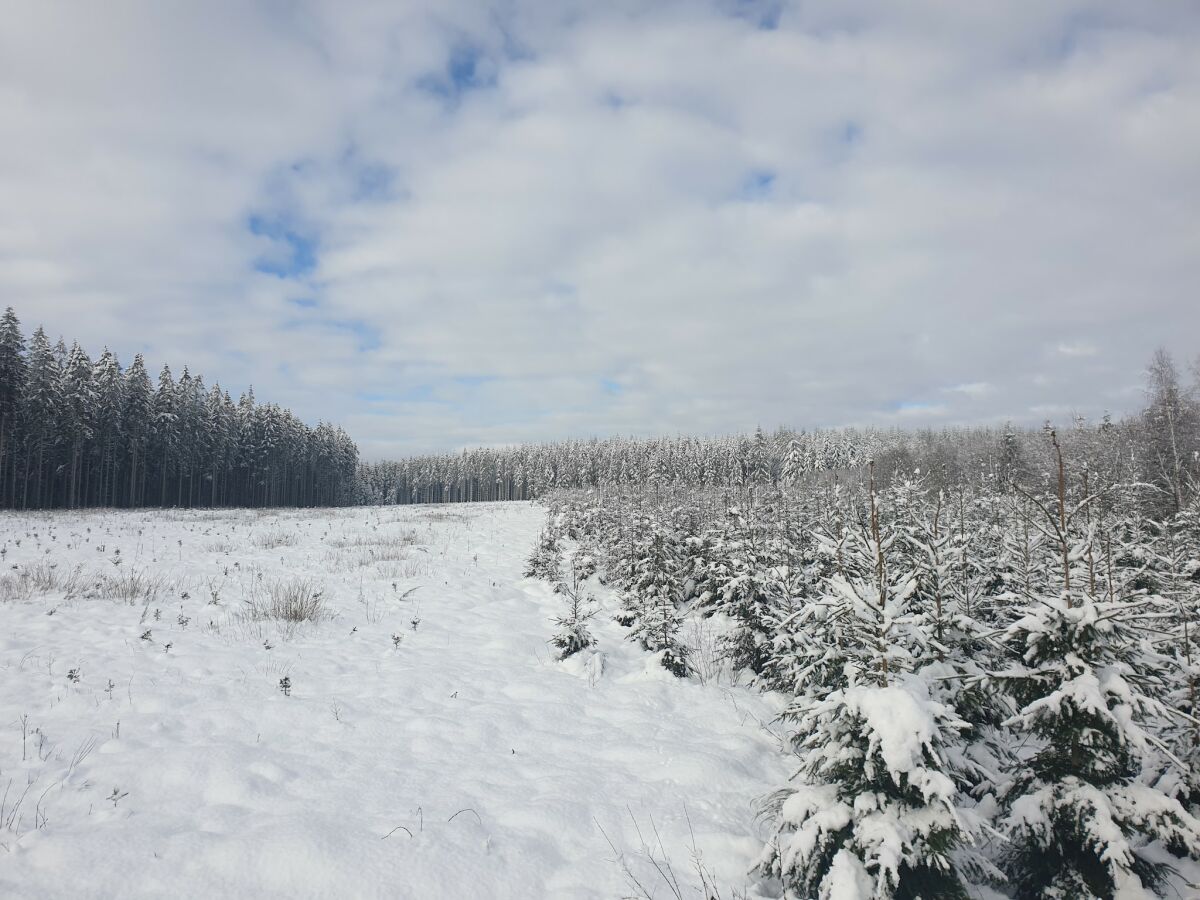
[[0, 503, 789, 898]]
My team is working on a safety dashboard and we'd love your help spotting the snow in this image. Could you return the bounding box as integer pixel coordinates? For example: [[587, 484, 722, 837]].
[[0, 503, 791, 898], [825, 683, 955, 788], [824, 849, 872, 899]]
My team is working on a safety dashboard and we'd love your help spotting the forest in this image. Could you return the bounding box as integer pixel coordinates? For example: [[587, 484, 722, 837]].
[[518, 349, 1200, 897], [0, 308, 359, 510], [6, 295, 1200, 894]]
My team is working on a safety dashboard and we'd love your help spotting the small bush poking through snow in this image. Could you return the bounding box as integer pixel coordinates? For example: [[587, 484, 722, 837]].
[[0, 562, 87, 602], [244, 579, 330, 623], [252, 528, 299, 550], [97, 568, 168, 606]]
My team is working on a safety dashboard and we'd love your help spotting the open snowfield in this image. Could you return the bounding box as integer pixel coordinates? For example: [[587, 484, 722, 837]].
[[0, 502, 790, 899]]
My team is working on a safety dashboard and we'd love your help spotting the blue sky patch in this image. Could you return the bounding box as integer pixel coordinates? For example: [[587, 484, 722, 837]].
[[740, 169, 776, 200], [417, 42, 496, 102], [248, 213, 317, 278], [282, 316, 381, 352], [726, 0, 783, 30]]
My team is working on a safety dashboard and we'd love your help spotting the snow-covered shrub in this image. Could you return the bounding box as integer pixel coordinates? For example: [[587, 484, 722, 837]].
[[551, 569, 596, 660], [621, 527, 690, 676], [571, 545, 598, 581], [758, 678, 981, 899], [525, 529, 563, 582], [631, 590, 690, 677], [997, 593, 1200, 897]]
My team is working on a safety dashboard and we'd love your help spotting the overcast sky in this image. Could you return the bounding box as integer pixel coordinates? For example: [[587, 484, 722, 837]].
[[2, 2, 1198, 459]]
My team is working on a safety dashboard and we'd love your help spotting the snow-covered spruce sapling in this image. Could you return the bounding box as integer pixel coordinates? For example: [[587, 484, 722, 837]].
[[758, 678, 983, 900], [524, 529, 563, 581], [616, 516, 677, 628], [758, 463, 987, 898], [623, 527, 690, 676], [549, 567, 596, 660], [1143, 500, 1200, 808], [996, 435, 1200, 895], [570, 544, 598, 580], [996, 593, 1200, 897]]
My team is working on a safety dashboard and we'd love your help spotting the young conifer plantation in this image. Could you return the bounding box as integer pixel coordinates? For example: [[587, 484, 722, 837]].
[[0, 308, 358, 510], [369, 349, 1200, 898]]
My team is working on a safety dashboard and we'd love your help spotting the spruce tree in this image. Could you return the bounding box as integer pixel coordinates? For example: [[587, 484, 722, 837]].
[[122, 354, 152, 506], [0, 308, 27, 506], [625, 527, 690, 676], [20, 327, 60, 508], [998, 593, 1200, 898], [759, 465, 983, 898], [999, 433, 1200, 897], [550, 565, 596, 660]]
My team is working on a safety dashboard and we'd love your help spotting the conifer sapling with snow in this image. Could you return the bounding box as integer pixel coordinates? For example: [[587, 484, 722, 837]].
[[550, 558, 597, 660], [997, 434, 1200, 897]]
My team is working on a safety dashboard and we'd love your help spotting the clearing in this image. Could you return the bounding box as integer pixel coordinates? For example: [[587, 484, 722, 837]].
[[0, 503, 788, 899]]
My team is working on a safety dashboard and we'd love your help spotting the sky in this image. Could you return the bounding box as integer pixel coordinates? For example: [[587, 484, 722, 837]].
[[2, 1, 1199, 459]]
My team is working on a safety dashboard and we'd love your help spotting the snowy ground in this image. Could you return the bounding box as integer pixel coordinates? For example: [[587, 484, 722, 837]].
[[0, 503, 791, 899]]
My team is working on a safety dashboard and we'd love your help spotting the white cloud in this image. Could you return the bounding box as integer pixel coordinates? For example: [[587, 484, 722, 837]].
[[943, 382, 993, 396], [1056, 341, 1100, 357], [2, 1, 1198, 456]]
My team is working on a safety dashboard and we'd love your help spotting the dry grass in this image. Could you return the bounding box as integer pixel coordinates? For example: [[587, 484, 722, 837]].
[[374, 559, 431, 580], [418, 509, 470, 524], [0, 562, 88, 603], [326, 529, 421, 550], [241, 578, 330, 623], [92, 568, 170, 606], [251, 528, 299, 550], [684, 619, 735, 686]]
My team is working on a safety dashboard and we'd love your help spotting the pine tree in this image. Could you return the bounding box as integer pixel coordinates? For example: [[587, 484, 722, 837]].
[[0, 311, 358, 511]]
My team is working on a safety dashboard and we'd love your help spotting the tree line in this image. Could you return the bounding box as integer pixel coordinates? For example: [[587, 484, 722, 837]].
[[360, 347, 1200, 520], [0, 308, 358, 510], [358, 427, 896, 505]]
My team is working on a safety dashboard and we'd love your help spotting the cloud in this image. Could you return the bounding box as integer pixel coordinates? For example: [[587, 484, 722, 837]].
[[943, 382, 993, 397], [2, 1, 1198, 457], [893, 402, 950, 418], [1056, 341, 1100, 358]]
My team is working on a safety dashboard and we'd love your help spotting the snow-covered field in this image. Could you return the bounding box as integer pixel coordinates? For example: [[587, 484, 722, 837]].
[[0, 503, 790, 899]]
